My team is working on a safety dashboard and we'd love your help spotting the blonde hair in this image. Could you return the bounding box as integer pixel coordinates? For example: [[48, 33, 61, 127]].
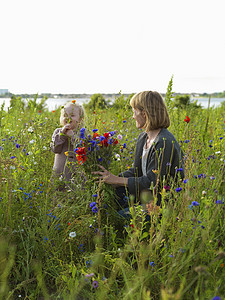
[[60, 102, 85, 127], [130, 91, 170, 131]]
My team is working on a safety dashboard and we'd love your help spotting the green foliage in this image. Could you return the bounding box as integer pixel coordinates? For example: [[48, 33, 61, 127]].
[[165, 75, 174, 112], [84, 93, 109, 111], [174, 94, 191, 108], [112, 91, 134, 110], [0, 89, 225, 299]]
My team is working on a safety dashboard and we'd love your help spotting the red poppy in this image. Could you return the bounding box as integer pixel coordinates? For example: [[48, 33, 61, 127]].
[[93, 132, 99, 140], [113, 139, 118, 145], [104, 132, 110, 139], [75, 147, 87, 164], [184, 116, 190, 123]]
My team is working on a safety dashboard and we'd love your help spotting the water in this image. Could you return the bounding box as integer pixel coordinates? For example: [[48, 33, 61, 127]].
[[0, 96, 224, 111]]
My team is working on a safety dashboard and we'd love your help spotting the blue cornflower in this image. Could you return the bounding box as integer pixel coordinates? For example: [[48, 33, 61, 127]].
[[91, 140, 97, 147], [219, 137, 223, 140], [183, 179, 189, 183], [175, 187, 182, 192], [123, 120, 126, 123], [123, 143, 126, 148], [11, 156, 16, 159], [80, 132, 85, 139], [184, 140, 190, 143], [210, 176, 215, 180], [90, 202, 96, 208], [80, 128, 85, 132], [99, 136, 105, 141], [191, 201, 199, 206], [169, 254, 174, 258], [92, 206, 98, 213], [149, 261, 155, 267], [92, 129, 98, 133], [93, 194, 97, 197], [211, 297, 222, 300], [215, 200, 224, 204], [0, 146, 2, 150], [176, 168, 183, 172], [16, 144, 20, 148]]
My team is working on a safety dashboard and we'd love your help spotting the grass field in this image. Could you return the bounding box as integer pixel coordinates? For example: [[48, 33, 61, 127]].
[[0, 93, 224, 300]]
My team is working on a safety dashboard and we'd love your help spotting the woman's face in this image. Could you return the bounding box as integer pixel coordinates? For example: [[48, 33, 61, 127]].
[[62, 105, 80, 129], [132, 108, 146, 129]]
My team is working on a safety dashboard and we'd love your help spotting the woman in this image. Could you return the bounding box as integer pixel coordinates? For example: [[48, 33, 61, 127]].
[[93, 91, 184, 217]]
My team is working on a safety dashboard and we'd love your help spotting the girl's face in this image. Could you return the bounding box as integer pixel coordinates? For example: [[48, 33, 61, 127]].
[[62, 105, 81, 130], [132, 108, 146, 129]]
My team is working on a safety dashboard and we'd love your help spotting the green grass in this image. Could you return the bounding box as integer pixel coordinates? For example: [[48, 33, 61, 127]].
[[0, 98, 224, 300]]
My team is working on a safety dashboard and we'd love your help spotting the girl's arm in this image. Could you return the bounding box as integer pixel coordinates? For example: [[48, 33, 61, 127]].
[[50, 128, 68, 154]]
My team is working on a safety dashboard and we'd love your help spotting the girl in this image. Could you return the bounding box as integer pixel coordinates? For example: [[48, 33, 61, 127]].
[[50, 101, 84, 190]]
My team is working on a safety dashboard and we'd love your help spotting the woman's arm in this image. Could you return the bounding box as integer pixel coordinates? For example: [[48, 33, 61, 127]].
[[92, 165, 128, 187]]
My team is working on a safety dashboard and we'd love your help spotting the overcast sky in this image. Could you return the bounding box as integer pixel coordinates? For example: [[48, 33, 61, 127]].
[[0, 0, 224, 95]]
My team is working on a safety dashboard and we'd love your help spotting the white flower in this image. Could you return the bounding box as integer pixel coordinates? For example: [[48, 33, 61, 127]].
[[27, 126, 33, 132], [43, 146, 47, 150], [29, 139, 35, 144], [117, 134, 122, 140], [69, 231, 76, 238], [215, 151, 221, 154], [202, 190, 207, 196]]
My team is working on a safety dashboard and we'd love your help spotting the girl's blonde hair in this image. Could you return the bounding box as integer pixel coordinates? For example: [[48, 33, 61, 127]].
[[130, 91, 170, 131], [60, 102, 85, 127]]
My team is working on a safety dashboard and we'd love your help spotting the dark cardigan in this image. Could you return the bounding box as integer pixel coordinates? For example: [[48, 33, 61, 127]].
[[119, 128, 185, 199]]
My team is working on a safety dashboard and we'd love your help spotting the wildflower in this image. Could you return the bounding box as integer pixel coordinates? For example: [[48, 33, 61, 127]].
[[191, 201, 199, 206], [176, 168, 183, 172], [123, 143, 126, 148], [11, 156, 16, 159], [64, 151, 69, 156], [175, 187, 182, 192], [164, 185, 170, 191], [184, 116, 190, 123], [215, 200, 224, 204], [149, 261, 155, 266], [90, 202, 96, 208], [72, 100, 76, 103], [169, 254, 174, 258], [92, 194, 98, 198], [92, 206, 98, 213], [85, 273, 94, 278], [52, 110, 55, 113], [92, 280, 99, 288], [211, 297, 222, 300], [184, 140, 190, 143], [123, 120, 126, 123], [210, 175, 215, 180], [183, 179, 189, 183], [117, 134, 122, 140], [16, 144, 20, 148], [202, 190, 207, 196], [69, 231, 76, 238], [92, 129, 98, 133]]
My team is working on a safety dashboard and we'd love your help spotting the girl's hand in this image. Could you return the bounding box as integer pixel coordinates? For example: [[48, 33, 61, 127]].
[[62, 124, 71, 134]]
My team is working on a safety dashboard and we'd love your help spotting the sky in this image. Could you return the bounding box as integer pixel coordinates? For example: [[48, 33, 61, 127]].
[[0, 0, 225, 95]]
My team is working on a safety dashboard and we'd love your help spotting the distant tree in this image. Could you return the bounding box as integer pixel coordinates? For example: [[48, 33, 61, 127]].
[[84, 94, 108, 111], [112, 91, 134, 110], [174, 94, 190, 108]]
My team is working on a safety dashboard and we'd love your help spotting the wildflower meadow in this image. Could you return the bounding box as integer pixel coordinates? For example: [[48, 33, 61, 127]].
[[0, 84, 224, 300]]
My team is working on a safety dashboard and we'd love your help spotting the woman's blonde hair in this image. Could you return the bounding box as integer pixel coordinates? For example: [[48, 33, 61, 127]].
[[60, 102, 85, 127], [130, 91, 170, 131]]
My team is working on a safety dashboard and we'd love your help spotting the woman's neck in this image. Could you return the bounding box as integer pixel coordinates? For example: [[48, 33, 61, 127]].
[[146, 128, 161, 140]]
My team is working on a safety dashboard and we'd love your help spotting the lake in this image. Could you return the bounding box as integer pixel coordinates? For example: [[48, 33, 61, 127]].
[[0, 96, 224, 111]]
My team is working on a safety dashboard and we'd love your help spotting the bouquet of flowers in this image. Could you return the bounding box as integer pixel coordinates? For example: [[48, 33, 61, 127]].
[[74, 128, 121, 175]]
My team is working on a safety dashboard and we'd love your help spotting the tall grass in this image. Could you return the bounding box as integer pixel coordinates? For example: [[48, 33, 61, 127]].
[[0, 95, 224, 300]]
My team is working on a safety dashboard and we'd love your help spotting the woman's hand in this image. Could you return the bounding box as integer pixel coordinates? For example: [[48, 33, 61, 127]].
[[92, 165, 128, 187]]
